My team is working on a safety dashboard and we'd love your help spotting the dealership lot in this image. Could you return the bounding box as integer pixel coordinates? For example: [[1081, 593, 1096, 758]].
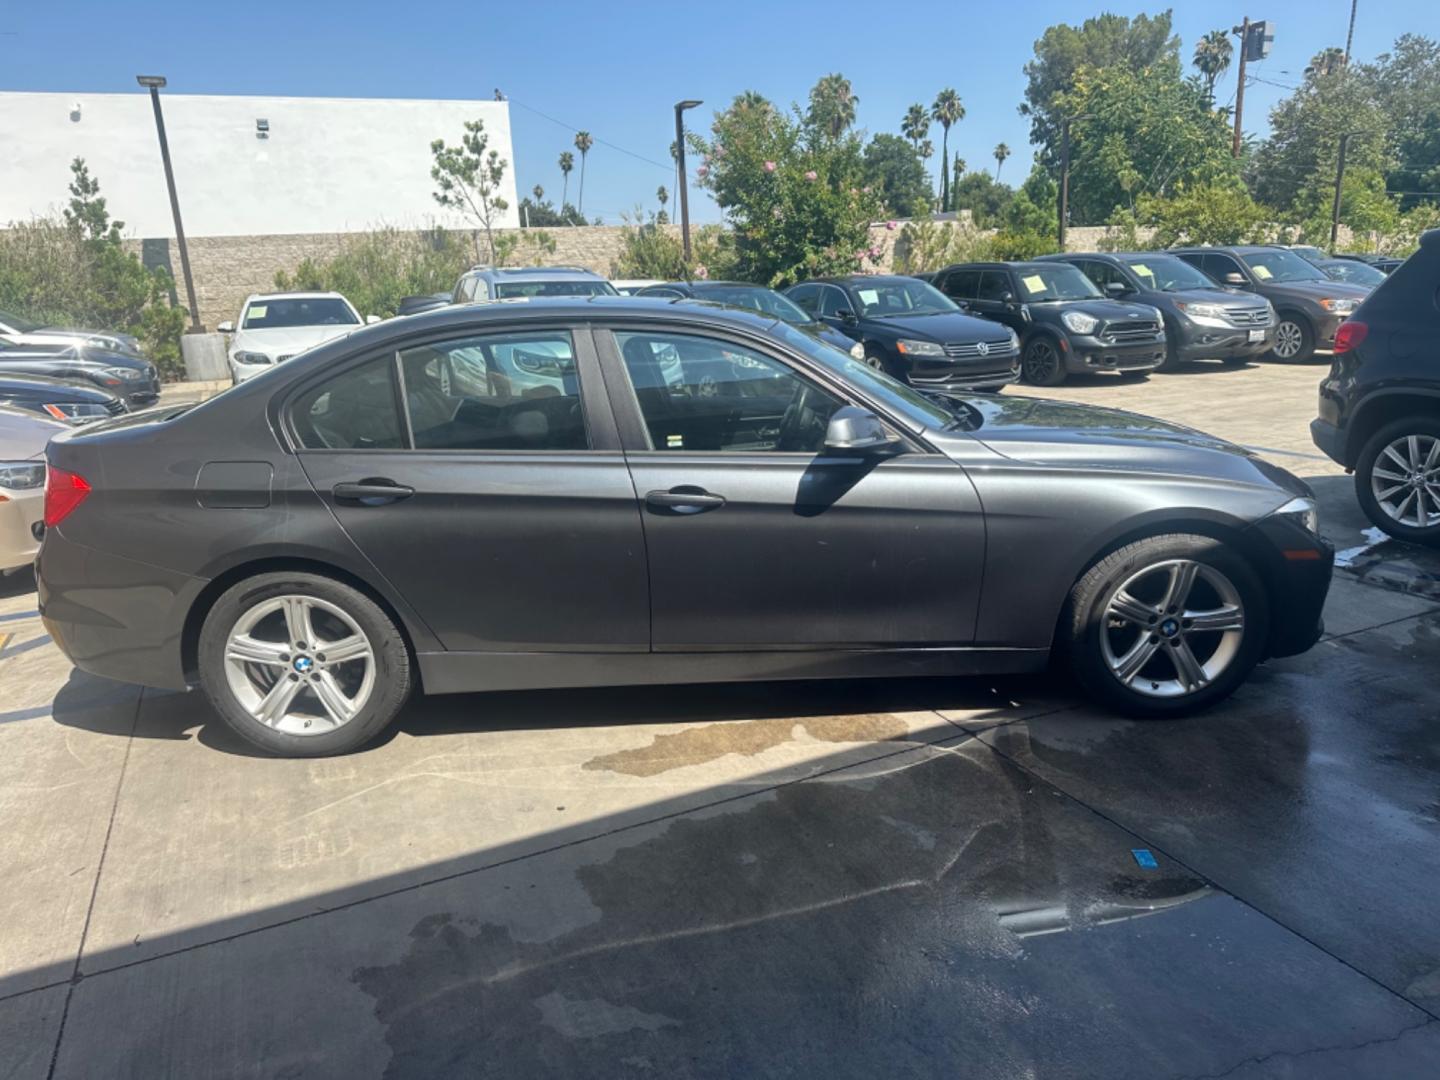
[[3, 360, 1439, 1078]]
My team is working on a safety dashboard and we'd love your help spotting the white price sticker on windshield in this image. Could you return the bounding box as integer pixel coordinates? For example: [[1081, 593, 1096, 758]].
[[857, 289, 879, 306], [1252, 265, 1272, 280], [247, 304, 268, 318]]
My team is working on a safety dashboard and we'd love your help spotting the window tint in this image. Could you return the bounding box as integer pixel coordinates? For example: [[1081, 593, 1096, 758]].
[[817, 286, 851, 317], [243, 298, 358, 329], [493, 279, 618, 299], [1202, 253, 1244, 281], [639, 287, 685, 298], [293, 356, 405, 450], [941, 269, 981, 301], [977, 271, 1012, 302], [787, 284, 820, 314], [616, 331, 844, 453], [398, 331, 587, 451]]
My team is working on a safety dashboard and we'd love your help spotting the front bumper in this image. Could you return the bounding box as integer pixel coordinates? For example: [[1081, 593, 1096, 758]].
[[1249, 516, 1334, 659], [1062, 334, 1166, 374], [0, 487, 43, 572], [1173, 321, 1274, 360], [905, 352, 1020, 392]]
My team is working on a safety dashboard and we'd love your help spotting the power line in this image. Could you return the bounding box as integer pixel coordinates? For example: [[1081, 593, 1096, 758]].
[[507, 98, 674, 173]]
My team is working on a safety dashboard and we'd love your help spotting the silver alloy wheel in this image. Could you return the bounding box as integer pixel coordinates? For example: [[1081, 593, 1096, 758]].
[[1272, 320, 1304, 359], [1100, 559, 1245, 699], [1371, 433, 1440, 530], [865, 353, 884, 371], [223, 594, 376, 735]]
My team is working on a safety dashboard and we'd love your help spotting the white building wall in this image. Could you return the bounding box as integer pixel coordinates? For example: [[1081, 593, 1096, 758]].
[[0, 92, 519, 237]]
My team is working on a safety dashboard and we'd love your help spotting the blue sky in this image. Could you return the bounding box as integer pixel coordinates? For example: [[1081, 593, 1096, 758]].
[[3, 1, 1430, 225]]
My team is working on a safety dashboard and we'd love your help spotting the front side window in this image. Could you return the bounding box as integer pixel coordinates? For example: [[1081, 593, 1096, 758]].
[[817, 286, 851, 318], [615, 331, 844, 453], [399, 331, 586, 451], [787, 284, 820, 314], [977, 270, 1013, 302], [243, 298, 359, 329], [293, 356, 404, 450], [1200, 253, 1245, 283]]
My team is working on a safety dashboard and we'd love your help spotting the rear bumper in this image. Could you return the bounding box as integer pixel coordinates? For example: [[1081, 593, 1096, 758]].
[[1310, 417, 1348, 467], [0, 488, 43, 572], [37, 529, 205, 690]]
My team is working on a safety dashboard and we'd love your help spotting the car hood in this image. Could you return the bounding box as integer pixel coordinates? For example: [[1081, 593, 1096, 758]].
[[1257, 279, 1370, 302], [802, 321, 859, 352], [0, 407, 67, 457], [943, 394, 1310, 495], [862, 310, 1010, 341], [0, 373, 115, 403], [1032, 298, 1158, 321], [231, 325, 358, 357], [1155, 287, 1263, 307]]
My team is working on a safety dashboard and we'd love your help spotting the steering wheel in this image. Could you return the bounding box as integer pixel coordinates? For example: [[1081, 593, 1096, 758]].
[[775, 382, 825, 452]]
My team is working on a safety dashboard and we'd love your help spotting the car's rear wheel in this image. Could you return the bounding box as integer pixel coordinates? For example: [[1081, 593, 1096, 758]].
[[198, 571, 413, 756], [1063, 534, 1269, 717], [1354, 417, 1440, 547], [1022, 337, 1067, 386], [1269, 315, 1314, 362]]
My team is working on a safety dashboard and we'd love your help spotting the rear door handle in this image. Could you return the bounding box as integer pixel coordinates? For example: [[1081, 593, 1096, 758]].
[[333, 479, 415, 505], [645, 486, 726, 513]]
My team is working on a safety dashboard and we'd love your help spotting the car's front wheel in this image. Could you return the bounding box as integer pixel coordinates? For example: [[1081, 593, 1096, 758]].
[[198, 571, 413, 756], [1355, 417, 1440, 547], [1022, 337, 1067, 386], [1063, 534, 1269, 717]]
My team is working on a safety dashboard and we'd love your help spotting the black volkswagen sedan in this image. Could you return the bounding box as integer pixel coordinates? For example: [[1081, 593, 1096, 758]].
[[633, 280, 866, 360], [934, 261, 1167, 386], [38, 298, 1331, 757], [0, 371, 127, 425], [785, 275, 1020, 391]]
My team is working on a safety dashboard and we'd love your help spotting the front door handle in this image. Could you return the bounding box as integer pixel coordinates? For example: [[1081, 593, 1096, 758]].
[[333, 479, 415, 505], [645, 486, 726, 514]]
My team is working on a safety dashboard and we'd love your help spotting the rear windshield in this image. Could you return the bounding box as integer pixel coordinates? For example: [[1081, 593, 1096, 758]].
[[243, 298, 359, 329], [691, 285, 812, 325], [493, 280, 619, 299]]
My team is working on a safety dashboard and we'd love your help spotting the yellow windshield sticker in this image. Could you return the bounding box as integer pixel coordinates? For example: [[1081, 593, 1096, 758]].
[[247, 304, 267, 319], [1022, 274, 1047, 294], [1252, 265, 1272, 280], [1130, 263, 1153, 280]]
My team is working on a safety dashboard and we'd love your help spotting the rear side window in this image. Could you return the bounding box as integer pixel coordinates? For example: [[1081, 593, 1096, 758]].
[[787, 284, 820, 314], [817, 287, 850, 317], [293, 356, 405, 450], [941, 270, 981, 301]]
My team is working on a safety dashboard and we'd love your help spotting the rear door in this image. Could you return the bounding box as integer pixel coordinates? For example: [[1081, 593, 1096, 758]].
[[290, 324, 648, 653]]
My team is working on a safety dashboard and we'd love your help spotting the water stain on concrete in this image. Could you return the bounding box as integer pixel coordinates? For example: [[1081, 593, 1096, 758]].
[[582, 713, 912, 776]]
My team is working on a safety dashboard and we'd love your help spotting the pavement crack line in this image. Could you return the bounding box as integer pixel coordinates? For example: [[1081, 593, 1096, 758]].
[[940, 712, 1440, 1026], [1166, 1017, 1437, 1080], [45, 687, 144, 1080]]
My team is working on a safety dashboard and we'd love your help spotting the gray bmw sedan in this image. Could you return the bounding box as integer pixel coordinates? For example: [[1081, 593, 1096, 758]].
[[36, 298, 1332, 756]]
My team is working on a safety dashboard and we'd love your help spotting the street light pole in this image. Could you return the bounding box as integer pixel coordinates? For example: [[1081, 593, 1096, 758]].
[[136, 75, 202, 331], [1058, 117, 1072, 249], [674, 99, 702, 264], [1232, 18, 1250, 158], [1330, 132, 1352, 251]]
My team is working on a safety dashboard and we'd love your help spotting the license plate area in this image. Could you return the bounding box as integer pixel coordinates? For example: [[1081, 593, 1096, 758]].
[[1248, 328, 1265, 343]]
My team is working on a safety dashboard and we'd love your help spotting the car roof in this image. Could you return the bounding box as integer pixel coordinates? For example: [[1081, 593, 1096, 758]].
[[346, 295, 788, 337], [466, 266, 606, 280], [244, 292, 350, 303], [803, 274, 924, 286]]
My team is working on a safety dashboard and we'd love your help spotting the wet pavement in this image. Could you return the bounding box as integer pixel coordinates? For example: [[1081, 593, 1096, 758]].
[[3, 362, 1440, 1078]]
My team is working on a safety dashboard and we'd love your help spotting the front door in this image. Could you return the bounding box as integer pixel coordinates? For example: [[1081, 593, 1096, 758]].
[[969, 269, 1026, 333], [598, 325, 986, 649], [291, 326, 648, 653]]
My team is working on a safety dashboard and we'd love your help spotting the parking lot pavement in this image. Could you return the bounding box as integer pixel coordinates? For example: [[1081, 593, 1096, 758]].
[[4, 360, 1440, 1077]]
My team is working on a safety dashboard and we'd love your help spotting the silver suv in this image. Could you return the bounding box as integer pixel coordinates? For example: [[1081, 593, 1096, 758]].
[[452, 265, 619, 303]]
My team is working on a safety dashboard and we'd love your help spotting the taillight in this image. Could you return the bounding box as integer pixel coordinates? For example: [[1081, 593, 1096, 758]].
[[44, 466, 92, 527], [1334, 320, 1368, 354]]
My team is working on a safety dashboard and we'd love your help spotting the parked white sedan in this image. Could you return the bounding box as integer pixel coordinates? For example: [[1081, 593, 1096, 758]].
[[218, 292, 375, 383], [0, 406, 65, 573]]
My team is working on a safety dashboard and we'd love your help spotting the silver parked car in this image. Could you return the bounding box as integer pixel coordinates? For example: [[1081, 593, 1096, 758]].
[[0, 406, 64, 573]]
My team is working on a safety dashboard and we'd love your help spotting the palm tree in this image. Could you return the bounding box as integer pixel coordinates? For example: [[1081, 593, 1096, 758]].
[[657, 184, 670, 224], [532, 184, 544, 201], [902, 104, 929, 151], [1306, 46, 1346, 80], [808, 73, 859, 139], [953, 156, 966, 182], [1192, 29, 1233, 104], [573, 132, 593, 215], [993, 143, 1011, 182], [558, 151, 574, 210], [931, 89, 964, 212]]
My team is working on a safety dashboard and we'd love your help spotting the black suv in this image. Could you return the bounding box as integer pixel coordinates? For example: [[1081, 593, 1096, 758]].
[[786, 275, 1019, 392], [1039, 252, 1274, 368], [1311, 228, 1440, 546], [934, 261, 1166, 386], [1170, 246, 1369, 363]]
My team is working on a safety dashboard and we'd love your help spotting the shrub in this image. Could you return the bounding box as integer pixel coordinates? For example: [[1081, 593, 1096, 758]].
[[893, 219, 994, 273], [273, 227, 471, 318]]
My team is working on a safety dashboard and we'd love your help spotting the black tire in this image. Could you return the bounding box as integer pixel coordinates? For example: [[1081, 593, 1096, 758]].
[[1268, 314, 1314, 363], [1220, 353, 1252, 366], [198, 571, 413, 756], [1061, 534, 1270, 718], [1160, 336, 1183, 371], [1354, 416, 1440, 548], [863, 345, 889, 377], [1022, 336, 1067, 387]]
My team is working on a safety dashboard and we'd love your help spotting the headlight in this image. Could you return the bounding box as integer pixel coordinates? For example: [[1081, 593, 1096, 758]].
[[1007, 328, 1020, 350], [42, 402, 111, 424], [895, 339, 945, 357], [849, 342, 865, 361], [233, 351, 273, 365], [1061, 311, 1098, 334], [1272, 496, 1319, 534], [1319, 298, 1359, 314], [102, 366, 143, 381], [0, 461, 46, 490], [1176, 301, 1224, 319]]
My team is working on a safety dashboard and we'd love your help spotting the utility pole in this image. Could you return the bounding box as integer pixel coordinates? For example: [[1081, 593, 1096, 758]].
[[1232, 17, 1250, 158], [137, 75, 202, 331], [1058, 117, 1072, 249], [673, 99, 702, 264], [1343, 0, 1357, 66], [1330, 133, 1350, 250]]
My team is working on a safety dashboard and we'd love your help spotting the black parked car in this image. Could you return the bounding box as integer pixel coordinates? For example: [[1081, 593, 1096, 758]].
[[785, 275, 1019, 392], [1333, 252, 1404, 275], [0, 371, 127, 425], [1170, 246, 1370, 363], [38, 298, 1331, 756], [1312, 229, 1440, 546], [0, 341, 161, 407], [395, 293, 452, 317], [933, 261, 1166, 386], [634, 281, 865, 359], [1314, 258, 1387, 290]]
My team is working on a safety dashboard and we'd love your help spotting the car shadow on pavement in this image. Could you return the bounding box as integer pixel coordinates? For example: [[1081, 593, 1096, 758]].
[[0, 567, 37, 600]]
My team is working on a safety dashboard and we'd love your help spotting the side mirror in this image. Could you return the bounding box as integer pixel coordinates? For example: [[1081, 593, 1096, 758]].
[[366, 314, 381, 325], [1002, 291, 1017, 304], [835, 308, 858, 324], [1224, 272, 1248, 287], [216, 321, 234, 333], [823, 406, 900, 453], [1104, 281, 1131, 296]]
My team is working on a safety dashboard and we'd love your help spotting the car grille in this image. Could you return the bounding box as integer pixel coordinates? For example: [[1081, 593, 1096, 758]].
[[1102, 321, 1160, 343], [104, 398, 127, 416], [1223, 307, 1271, 326], [942, 339, 1015, 359]]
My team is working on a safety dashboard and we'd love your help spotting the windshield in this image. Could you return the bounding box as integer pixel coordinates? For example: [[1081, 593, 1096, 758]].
[[493, 280, 619, 299], [768, 321, 953, 429], [1320, 260, 1385, 286], [0, 309, 44, 333], [243, 298, 359, 329], [692, 285, 812, 325], [1015, 265, 1102, 301], [849, 279, 957, 318], [1238, 249, 1326, 284], [1120, 256, 1222, 292]]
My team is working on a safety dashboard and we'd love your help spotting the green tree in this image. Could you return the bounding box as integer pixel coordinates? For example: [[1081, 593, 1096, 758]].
[[558, 151, 574, 209], [1192, 29, 1233, 104], [930, 89, 964, 212], [862, 134, 933, 218], [656, 185, 670, 225], [807, 73, 860, 140], [950, 172, 1014, 227], [517, 197, 586, 228], [902, 103, 929, 151], [1021, 11, 1178, 166], [1137, 180, 1268, 246], [573, 132, 593, 215], [274, 227, 471, 316], [430, 119, 512, 263], [1366, 35, 1440, 210], [1306, 47, 1347, 79], [992, 166, 1058, 258], [993, 142, 1011, 181]]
